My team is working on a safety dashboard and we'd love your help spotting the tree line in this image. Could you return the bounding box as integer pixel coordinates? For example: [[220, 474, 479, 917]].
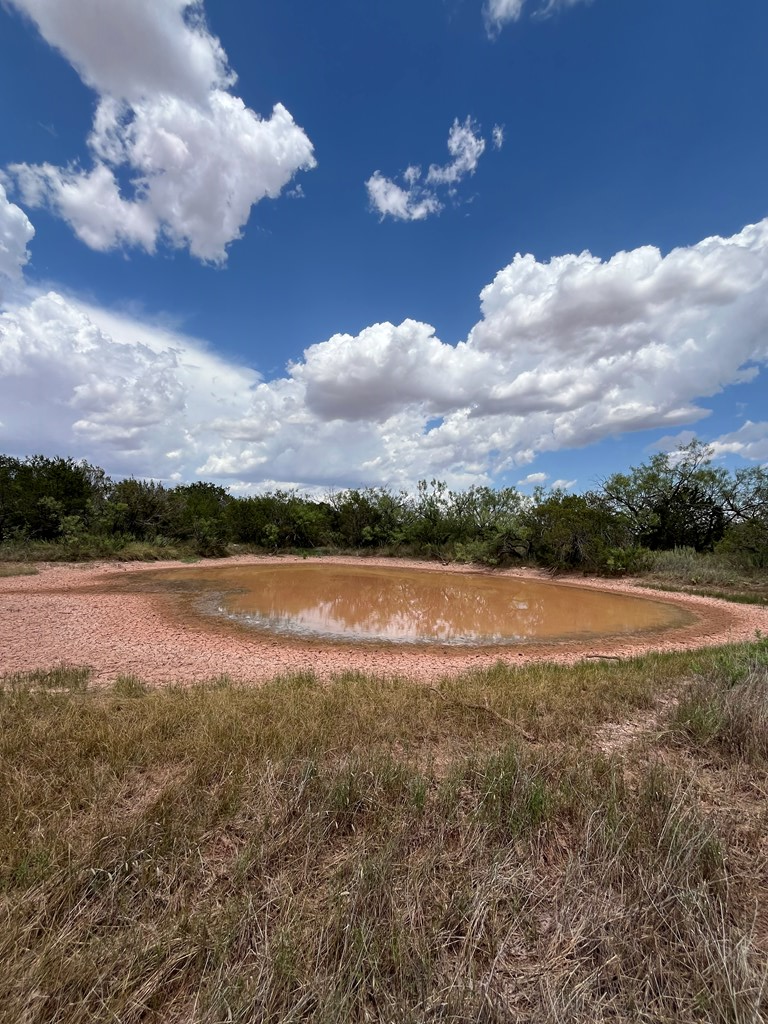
[[0, 442, 766, 571]]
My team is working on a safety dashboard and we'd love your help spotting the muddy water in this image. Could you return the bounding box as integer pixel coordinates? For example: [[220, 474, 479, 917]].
[[128, 563, 691, 646]]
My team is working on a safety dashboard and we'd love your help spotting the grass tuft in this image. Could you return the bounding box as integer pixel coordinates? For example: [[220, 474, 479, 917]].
[[1, 663, 91, 692], [673, 646, 768, 764], [112, 674, 148, 697]]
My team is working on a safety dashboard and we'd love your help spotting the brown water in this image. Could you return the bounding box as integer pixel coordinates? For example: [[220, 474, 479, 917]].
[[134, 563, 690, 646]]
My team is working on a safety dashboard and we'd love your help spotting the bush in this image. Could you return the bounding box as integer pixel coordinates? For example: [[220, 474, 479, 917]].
[[601, 545, 653, 576], [523, 492, 631, 572], [716, 519, 768, 570]]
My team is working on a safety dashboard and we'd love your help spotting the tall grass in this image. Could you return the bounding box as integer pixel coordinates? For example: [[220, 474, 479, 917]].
[[672, 641, 768, 763], [647, 547, 761, 588], [1, 647, 766, 1021], [0, 562, 38, 576], [0, 535, 193, 563]]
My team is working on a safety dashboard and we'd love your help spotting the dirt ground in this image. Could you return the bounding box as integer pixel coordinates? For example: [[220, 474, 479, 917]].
[[1, 555, 766, 685]]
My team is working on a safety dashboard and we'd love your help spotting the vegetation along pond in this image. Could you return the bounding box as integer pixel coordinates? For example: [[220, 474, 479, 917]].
[[130, 563, 692, 646]]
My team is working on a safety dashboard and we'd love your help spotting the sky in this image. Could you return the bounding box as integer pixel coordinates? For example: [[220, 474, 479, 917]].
[[0, 0, 767, 497]]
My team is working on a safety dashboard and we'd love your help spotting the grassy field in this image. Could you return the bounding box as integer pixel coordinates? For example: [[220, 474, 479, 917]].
[[2, 641, 767, 1022]]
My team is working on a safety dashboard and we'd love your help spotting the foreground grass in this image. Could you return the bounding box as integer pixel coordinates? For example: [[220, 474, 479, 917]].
[[1, 646, 767, 1022]]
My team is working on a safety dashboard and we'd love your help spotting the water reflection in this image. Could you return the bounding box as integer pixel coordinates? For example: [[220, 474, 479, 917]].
[[142, 563, 688, 645]]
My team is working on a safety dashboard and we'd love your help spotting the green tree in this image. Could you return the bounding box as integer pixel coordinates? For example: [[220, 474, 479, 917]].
[[524, 490, 631, 571], [329, 487, 408, 548], [600, 441, 729, 551], [223, 491, 333, 550], [170, 482, 232, 536], [450, 485, 529, 564], [0, 455, 108, 540], [103, 478, 175, 540], [717, 465, 768, 568]]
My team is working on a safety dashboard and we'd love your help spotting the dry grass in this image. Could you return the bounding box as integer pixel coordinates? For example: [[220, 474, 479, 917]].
[[0, 562, 38, 577], [0, 539, 193, 564], [671, 643, 768, 765], [645, 548, 768, 607], [1, 645, 767, 1022]]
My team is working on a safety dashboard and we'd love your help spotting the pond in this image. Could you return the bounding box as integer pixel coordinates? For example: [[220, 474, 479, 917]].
[[128, 563, 691, 646]]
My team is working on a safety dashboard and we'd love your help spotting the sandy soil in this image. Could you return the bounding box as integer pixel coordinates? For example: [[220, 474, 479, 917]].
[[1, 555, 766, 685]]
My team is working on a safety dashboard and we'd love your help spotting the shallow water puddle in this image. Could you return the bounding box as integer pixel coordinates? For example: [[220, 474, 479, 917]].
[[127, 563, 691, 646]]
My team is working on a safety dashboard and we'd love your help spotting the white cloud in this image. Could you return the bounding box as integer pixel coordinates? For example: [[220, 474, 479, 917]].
[[425, 118, 486, 186], [293, 320, 485, 421], [551, 478, 577, 490], [6, 0, 233, 103], [517, 472, 549, 485], [5, 0, 315, 263], [0, 182, 35, 290], [12, 162, 158, 254], [539, 0, 594, 14], [710, 421, 768, 463], [366, 118, 488, 222], [365, 173, 441, 223], [649, 430, 699, 452], [2, 213, 768, 491], [484, 0, 526, 35], [492, 125, 505, 150], [484, 0, 592, 36], [0, 289, 260, 477]]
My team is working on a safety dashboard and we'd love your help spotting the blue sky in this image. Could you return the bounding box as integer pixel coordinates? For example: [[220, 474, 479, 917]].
[[0, 0, 766, 495]]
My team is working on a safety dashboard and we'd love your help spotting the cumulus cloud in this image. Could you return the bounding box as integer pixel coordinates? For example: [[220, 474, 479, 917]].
[[190, 219, 768, 485], [366, 118, 487, 222], [2, 213, 768, 490], [0, 183, 35, 290], [0, 289, 262, 477], [517, 472, 548, 486], [4, 0, 315, 262], [484, 0, 592, 36]]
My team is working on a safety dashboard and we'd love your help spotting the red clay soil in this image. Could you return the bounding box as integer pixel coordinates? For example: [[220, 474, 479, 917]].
[[1, 555, 766, 686]]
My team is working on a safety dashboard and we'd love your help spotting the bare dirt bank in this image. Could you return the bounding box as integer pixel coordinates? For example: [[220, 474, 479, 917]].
[[1, 555, 766, 685]]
